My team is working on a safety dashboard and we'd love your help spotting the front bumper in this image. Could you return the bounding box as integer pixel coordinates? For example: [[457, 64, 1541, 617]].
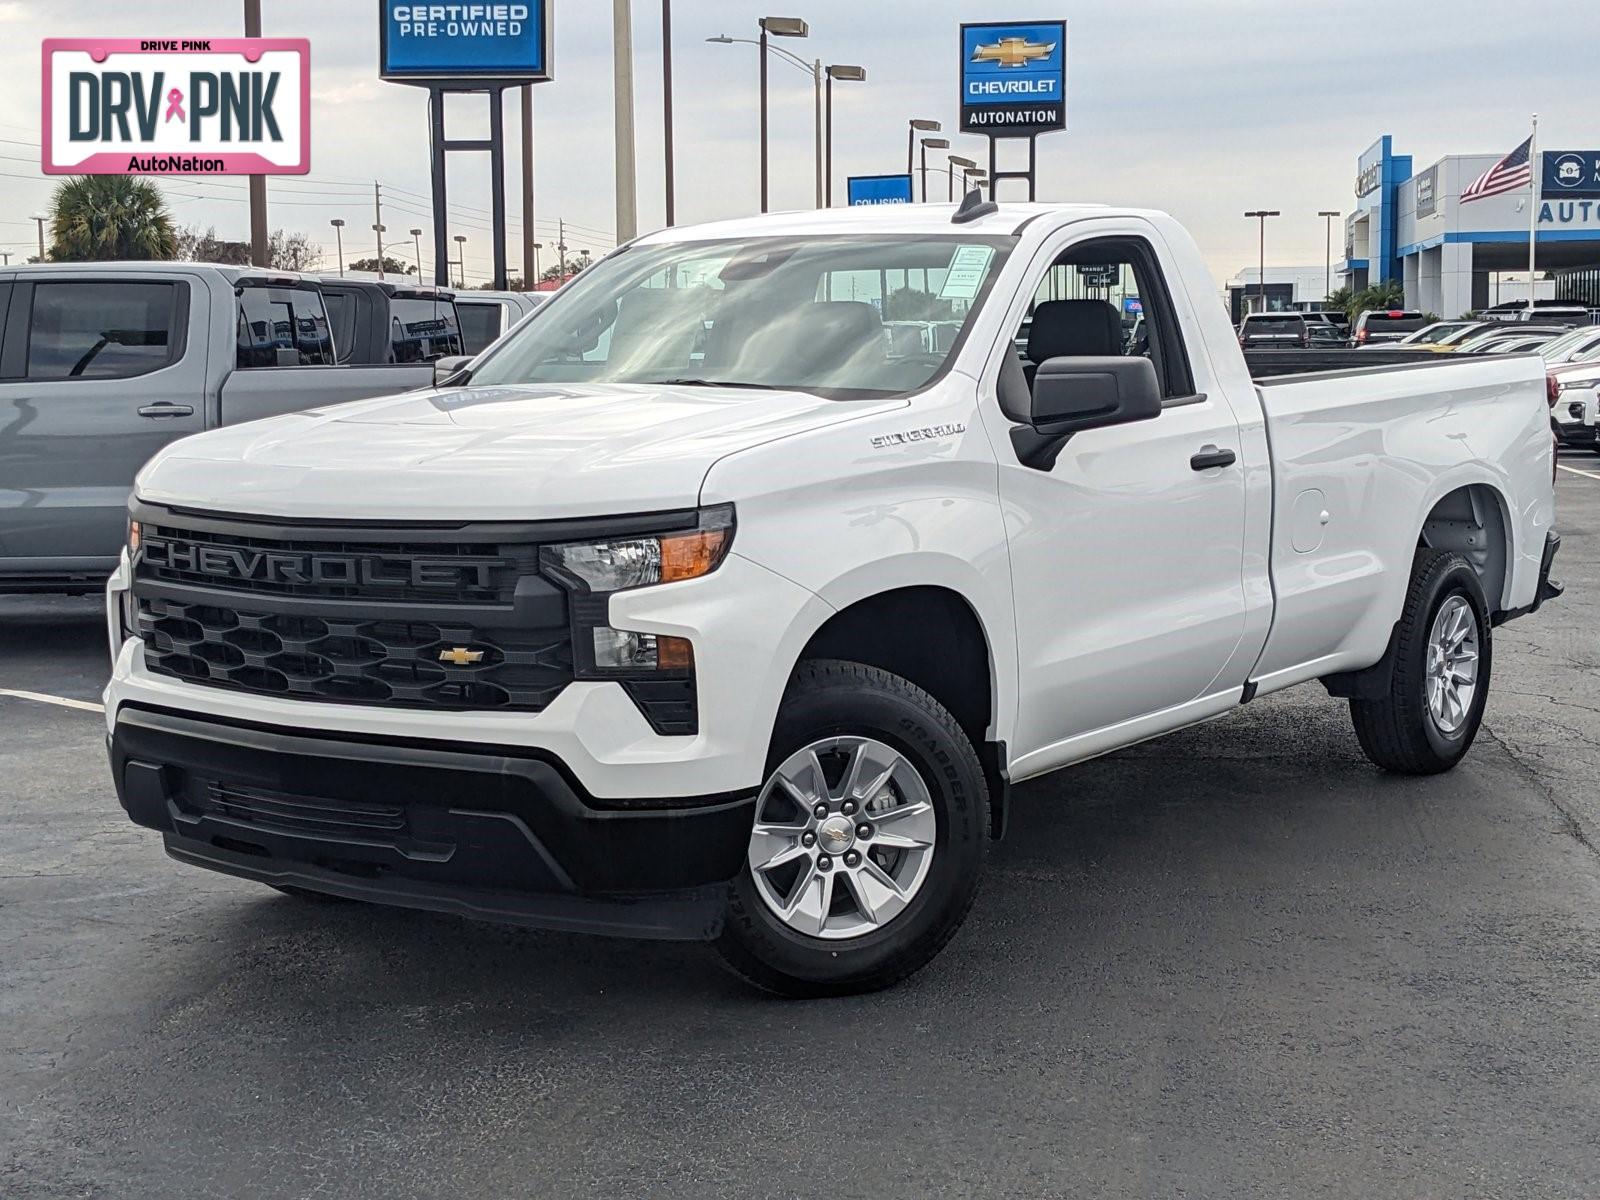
[[111, 705, 756, 940]]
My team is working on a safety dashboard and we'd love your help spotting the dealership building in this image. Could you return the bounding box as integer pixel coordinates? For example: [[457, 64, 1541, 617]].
[[1341, 135, 1600, 316]]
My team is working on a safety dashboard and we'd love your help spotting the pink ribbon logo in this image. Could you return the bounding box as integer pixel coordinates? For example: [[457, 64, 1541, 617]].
[[164, 88, 185, 123]]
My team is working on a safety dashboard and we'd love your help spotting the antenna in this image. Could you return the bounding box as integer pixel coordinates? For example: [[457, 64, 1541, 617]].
[[951, 188, 999, 225]]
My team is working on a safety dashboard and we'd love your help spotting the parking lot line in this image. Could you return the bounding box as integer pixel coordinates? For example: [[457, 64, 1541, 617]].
[[1558, 463, 1600, 482], [0, 687, 104, 713]]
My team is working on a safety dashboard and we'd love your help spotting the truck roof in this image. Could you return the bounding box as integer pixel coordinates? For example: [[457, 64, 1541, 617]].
[[3, 259, 326, 286], [633, 201, 1114, 244]]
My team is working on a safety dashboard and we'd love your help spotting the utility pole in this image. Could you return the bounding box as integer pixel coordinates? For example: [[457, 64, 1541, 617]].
[[521, 85, 536, 286], [244, 0, 269, 267], [32, 215, 46, 261], [557, 219, 567, 279], [662, 0, 676, 225], [372, 183, 386, 280], [1318, 210, 1340, 301], [613, 0, 638, 243], [1244, 210, 1280, 314]]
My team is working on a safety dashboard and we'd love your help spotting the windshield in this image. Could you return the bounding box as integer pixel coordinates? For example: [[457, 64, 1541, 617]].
[[467, 235, 1015, 398]]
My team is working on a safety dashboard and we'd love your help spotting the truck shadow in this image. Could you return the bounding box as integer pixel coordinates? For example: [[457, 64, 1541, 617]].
[[0, 595, 108, 697]]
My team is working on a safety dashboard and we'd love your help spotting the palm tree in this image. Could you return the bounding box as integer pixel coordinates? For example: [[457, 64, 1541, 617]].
[[48, 176, 177, 262]]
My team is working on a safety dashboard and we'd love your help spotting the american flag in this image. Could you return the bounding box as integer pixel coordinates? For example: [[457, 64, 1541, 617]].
[[1461, 136, 1534, 203]]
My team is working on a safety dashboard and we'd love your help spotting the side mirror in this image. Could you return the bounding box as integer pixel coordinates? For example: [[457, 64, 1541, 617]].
[[1011, 356, 1164, 469], [433, 354, 474, 387]]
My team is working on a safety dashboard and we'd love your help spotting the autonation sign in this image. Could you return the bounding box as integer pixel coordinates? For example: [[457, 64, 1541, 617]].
[[380, 2, 551, 84], [959, 20, 1066, 138], [42, 38, 309, 175]]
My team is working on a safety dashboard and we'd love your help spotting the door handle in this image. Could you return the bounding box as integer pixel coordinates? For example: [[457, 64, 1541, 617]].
[[1190, 445, 1237, 471], [137, 403, 194, 418]]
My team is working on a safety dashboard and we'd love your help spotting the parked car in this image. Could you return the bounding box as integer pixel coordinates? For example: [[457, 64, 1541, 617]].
[[1464, 333, 1560, 355], [1352, 309, 1429, 345], [1536, 325, 1600, 366], [0, 262, 459, 594], [1452, 325, 1570, 355], [1237, 312, 1309, 348], [1548, 360, 1600, 450], [1296, 308, 1351, 332], [1398, 319, 1481, 347], [105, 201, 1560, 996], [455, 289, 546, 355], [1483, 301, 1599, 327]]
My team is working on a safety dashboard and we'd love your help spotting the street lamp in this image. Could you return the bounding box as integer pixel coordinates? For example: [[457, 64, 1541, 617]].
[[409, 228, 424, 281], [947, 155, 976, 202], [329, 218, 345, 276], [707, 17, 808, 214], [1244, 210, 1280, 314], [907, 119, 940, 175], [965, 166, 988, 194], [453, 234, 467, 288], [1318, 210, 1340, 302], [919, 137, 950, 203], [532, 241, 543, 284], [824, 63, 866, 207]]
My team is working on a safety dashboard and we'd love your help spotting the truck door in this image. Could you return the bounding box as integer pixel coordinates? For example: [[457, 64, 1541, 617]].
[[0, 274, 205, 575], [983, 227, 1249, 768]]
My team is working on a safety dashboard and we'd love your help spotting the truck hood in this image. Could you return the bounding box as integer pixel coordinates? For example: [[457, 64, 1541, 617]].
[[137, 382, 905, 520]]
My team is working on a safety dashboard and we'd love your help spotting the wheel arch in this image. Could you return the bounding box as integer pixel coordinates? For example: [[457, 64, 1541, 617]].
[[789, 582, 1011, 838], [1418, 480, 1513, 613]]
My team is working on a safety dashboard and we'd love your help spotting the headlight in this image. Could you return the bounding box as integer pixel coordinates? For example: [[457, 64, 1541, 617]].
[[542, 504, 734, 594], [539, 506, 735, 735]]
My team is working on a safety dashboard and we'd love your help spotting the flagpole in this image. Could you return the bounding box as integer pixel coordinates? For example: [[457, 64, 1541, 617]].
[[1528, 112, 1540, 314]]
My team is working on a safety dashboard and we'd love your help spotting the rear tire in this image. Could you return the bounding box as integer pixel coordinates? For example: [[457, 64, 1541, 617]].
[[1350, 549, 1492, 774], [714, 660, 988, 997]]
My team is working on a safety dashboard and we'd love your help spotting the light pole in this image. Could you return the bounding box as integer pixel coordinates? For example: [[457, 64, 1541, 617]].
[[1318, 210, 1340, 302], [532, 242, 543, 284], [613, 0, 637, 242], [709, 18, 810, 214], [662, 0, 675, 226], [372, 221, 387, 280], [1245, 210, 1280, 314], [329, 218, 345, 276], [907, 118, 940, 175], [453, 234, 467, 288], [32, 215, 45, 261], [919, 137, 949, 202], [409, 228, 424, 280], [947, 155, 976, 202], [824, 64, 865, 207]]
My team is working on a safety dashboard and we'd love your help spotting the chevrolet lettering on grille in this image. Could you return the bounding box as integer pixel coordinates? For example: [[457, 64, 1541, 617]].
[[141, 537, 508, 590]]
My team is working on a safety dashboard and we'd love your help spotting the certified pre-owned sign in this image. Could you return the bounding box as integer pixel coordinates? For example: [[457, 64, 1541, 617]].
[[42, 38, 310, 175]]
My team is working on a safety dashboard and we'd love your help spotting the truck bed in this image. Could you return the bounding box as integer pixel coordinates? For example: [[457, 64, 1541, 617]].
[[1244, 347, 1432, 379]]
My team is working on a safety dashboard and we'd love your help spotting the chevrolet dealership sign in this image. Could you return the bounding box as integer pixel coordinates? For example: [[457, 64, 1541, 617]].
[[42, 38, 310, 175], [959, 21, 1066, 138]]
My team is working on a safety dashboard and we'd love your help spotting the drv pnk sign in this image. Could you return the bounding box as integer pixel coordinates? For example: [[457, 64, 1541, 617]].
[[42, 38, 309, 175], [959, 21, 1065, 138]]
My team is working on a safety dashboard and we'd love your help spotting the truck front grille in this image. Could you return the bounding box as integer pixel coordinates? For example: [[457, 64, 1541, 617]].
[[137, 597, 573, 711]]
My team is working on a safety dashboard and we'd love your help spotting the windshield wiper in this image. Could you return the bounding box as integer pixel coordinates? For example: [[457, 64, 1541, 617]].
[[634, 377, 782, 390]]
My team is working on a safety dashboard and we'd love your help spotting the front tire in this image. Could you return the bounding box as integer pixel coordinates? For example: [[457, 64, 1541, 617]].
[[1350, 549, 1492, 774], [714, 660, 989, 997]]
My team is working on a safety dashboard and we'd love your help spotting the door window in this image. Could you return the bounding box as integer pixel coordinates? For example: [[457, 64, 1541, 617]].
[[26, 281, 180, 379], [236, 285, 335, 368], [455, 300, 503, 355], [388, 297, 464, 362], [1009, 237, 1195, 402]]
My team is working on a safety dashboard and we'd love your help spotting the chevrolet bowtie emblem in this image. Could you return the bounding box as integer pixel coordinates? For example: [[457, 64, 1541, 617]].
[[438, 647, 485, 665], [971, 37, 1055, 67]]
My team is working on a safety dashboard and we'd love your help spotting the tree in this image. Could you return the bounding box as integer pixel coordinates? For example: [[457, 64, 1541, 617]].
[[347, 256, 415, 276], [1352, 279, 1405, 317], [883, 286, 957, 322], [174, 223, 249, 265], [268, 228, 322, 272], [48, 175, 176, 262], [1324, 285, 1354, 318]]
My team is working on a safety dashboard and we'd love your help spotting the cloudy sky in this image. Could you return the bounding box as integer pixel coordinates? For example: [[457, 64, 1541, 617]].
[[0, 0, 1591, 283]]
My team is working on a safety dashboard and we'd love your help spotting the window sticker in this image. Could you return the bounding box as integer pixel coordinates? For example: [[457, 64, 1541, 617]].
[[939, 245, 996, 300]]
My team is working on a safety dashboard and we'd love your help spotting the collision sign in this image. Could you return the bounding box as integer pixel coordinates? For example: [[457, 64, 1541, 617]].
[[42, 38, 309, 175], [959, 21, 1066, 138]]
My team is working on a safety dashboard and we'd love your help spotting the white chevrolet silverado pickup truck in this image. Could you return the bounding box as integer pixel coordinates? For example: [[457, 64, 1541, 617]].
[[103, 198, 1563, 996]]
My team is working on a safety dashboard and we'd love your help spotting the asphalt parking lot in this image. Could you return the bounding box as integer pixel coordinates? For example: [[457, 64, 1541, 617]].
[[3, 456, 1599, 1199]]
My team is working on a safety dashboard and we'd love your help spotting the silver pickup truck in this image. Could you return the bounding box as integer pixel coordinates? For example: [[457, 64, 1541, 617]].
[[0, 263, 465, 593]]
